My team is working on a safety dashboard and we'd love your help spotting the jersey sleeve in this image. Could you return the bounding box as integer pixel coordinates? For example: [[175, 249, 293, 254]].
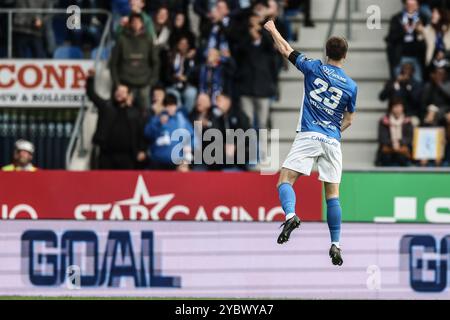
[[293, 52, 318, 75], [347, 85, 358, 113]]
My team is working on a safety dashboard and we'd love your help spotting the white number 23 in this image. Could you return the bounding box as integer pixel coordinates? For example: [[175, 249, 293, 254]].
[[309, 78, 343, 109]]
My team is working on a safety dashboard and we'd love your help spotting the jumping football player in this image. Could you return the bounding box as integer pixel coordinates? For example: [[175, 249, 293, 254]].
[[264, 20, 357, 266]]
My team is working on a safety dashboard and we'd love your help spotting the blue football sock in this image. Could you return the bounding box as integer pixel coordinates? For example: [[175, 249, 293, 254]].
[[278, 183, 296, 218], [326, 198, 342, 244]]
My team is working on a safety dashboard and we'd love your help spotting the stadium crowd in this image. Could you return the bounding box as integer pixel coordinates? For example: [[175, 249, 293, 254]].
[[2, 0, 450, 171], [378, 0, 450, 167], [0, 0, 314, 171]]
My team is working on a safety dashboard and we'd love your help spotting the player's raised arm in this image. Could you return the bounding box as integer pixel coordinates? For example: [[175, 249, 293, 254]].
[[264, 20, 294, 59]]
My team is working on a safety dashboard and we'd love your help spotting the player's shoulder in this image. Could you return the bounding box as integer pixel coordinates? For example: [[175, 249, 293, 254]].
[[298, 53, 322, 67], [343, 73, 358, 93]]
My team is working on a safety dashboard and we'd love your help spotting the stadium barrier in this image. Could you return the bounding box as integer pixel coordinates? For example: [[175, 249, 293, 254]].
[[1, 220, 449, 298], [337, 171, 450, 223], [0, 171, 322, 221], [1, 171, 449, 222]]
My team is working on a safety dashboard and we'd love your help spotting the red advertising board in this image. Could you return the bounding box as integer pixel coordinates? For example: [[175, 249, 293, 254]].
[[0, 171, 322, 221]]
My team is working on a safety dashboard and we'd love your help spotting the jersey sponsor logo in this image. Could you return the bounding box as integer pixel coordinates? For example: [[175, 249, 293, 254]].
[[322, 66, 347, 82], [309, 134, 339, 147], [312, 120, 337, 131]]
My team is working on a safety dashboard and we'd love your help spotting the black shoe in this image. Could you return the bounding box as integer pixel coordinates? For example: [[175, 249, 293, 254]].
[[329, 244, 343, 266], [277, 215, 301, 244]]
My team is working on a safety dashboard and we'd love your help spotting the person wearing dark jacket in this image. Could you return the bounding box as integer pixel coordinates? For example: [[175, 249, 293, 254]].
[[86, 71, 147, 170], [198, 47, 236, 102], [162, 36, 198, 113], [189, 93, 222, 170], [379, 61, 422, 117], [168, 12, 196, 49], [13, 0, 53, 58], [110, 13, 160, 115], [212, 93, 252, 171], [376, 98, 414, 167], [385, 0, 427, 80], [236, 13, 277, 163], [421, 66, 450, 124]]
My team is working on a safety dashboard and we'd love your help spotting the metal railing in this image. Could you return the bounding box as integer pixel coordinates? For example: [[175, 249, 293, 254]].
[[65, 10, 113, 169], [0, 8, 112, 170], [325, 0, 358, 59]]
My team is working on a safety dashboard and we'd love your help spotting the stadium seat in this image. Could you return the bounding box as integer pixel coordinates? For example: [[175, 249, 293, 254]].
[[91, 46, 112, 61], [52, 16, 68, 46], [53, 46, 84, 59]]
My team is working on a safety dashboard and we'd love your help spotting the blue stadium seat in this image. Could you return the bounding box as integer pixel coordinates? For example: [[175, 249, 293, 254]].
[[111, 0, 131, 15], [91, 46, 112, 61], [52, 16, 68, 46], [53, 46, 84, 59]]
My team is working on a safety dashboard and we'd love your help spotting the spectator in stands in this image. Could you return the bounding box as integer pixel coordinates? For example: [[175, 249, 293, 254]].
[[189, 93, 221, 170], [213, 93, 252, 171], [2, 140, 37, 172], [148, 0, 190, 17], [199, 48, 235, 103], [421, 66, 450, 123], [283, 0, 315, 42], [162, 36, 198, 113], [385, 0, 427, 82], [13, 0, 53, 58], [144, 93, 194, 171], [116, 0, 156, 40], [110, 13, 160, 115], [423, 7, 450, 68], [194, 0, 239, 40], [376, 98, 413, 166], [379, 61, 422, 118], [153, 6, 172, 49], [198, 0, 234, 61], [236, 11, 277, 161], [169, 12, 196, 49], [150, 83, 166, 116], [265, 0, 288, 69], [86, 71, 147, 170]]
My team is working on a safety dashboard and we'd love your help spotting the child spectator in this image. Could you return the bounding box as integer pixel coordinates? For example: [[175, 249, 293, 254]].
[[144, 94, 194, 171]]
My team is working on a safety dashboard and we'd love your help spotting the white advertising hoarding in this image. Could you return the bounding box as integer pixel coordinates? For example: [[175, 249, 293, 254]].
[[0, 59, 94, 107], [0, 221, 449, 299]]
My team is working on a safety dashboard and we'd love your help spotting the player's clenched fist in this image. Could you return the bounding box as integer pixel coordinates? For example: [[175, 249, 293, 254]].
[[264, 20, 276, 32]]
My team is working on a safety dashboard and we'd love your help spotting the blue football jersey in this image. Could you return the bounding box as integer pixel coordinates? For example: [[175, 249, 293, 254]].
[[294, 53, 358, 141]]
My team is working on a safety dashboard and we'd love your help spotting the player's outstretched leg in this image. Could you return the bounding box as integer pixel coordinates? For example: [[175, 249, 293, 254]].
[[276, 169, 302, 244]]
